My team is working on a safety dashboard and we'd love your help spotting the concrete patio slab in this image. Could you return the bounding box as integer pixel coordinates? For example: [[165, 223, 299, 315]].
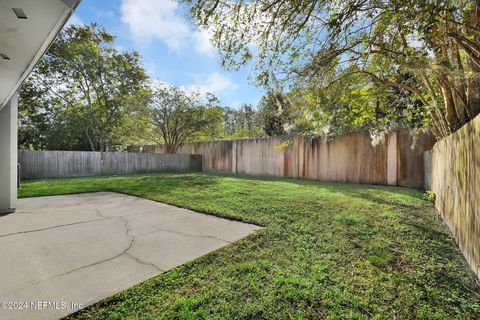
[[0, 192, 260, 320]]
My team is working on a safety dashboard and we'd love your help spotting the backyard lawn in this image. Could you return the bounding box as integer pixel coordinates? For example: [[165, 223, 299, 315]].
[[19, 173, 480, 319]]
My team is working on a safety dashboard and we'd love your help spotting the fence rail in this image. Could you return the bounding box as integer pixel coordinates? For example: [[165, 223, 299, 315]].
[[18, 151, 202, 179]]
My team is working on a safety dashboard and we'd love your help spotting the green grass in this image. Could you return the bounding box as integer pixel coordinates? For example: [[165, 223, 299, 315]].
[[19, 173, 480, 319]]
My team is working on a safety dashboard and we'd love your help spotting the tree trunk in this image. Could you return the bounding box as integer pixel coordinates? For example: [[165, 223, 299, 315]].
[[466, 4, 480, 118], [85, 129, 96, 151], [436, 74, 461, 132], [165, 143, 177, 153]]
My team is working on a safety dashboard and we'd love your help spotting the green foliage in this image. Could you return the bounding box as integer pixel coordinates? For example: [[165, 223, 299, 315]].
[[258, 89, 292, 136], [286, 69, 430, 138], [150, 84, 224, 153], [19, 173, 480, 319], [19, 23, 151, 151], [18, 81, 53, 150], [222, 104, 264, 139], [424, 191, 436, 203], [185, 0, 480, 138]]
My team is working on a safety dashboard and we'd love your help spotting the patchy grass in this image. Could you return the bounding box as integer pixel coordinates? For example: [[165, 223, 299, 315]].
[[19, 173, 480, 319]]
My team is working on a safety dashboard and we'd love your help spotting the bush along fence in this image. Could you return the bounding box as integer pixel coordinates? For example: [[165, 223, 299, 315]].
[[129, 129, 435, 188], [18, 151, 202, 179], [424, 113, 480, 279]]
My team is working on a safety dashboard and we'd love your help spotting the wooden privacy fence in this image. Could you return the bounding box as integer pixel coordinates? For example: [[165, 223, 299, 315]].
[[424, 114, 480, 278], [130, 129, 435, 188], [18, 151, 202, 179]]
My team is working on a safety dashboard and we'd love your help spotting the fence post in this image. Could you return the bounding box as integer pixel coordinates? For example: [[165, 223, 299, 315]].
[[423, 150, 432, 190], [387, 131, 398, 186], [231, 140, 237, 174]]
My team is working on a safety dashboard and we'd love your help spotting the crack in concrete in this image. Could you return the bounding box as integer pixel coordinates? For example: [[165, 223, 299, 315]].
[[119, 215, 164, 273], [0, 210, 177, 238], [111, 213, 233, 244], [148, 227, 233, 244], [4, 249, 129, 296], [125, 252, 164, 272], [94, 208, 176, 219], [4, 194, 249, 297], [3, 216, 165, 295], [9, 213, 226, 290], [0, 217, 113, 238]]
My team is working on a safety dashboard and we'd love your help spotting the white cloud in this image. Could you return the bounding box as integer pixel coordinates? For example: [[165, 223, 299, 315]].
[[144, 60, 161, 79], [184, 72, 238, 95], [121, 0, 190, 50], [121, 0, 216, 55], [193, 29, 215, 56], [65, 14, 84, 27]]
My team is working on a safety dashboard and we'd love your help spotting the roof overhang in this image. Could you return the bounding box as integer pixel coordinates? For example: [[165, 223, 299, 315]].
[[0, 0, 80, 110]]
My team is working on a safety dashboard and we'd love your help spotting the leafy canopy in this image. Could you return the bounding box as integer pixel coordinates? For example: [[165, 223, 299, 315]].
[[150, 84, 224, 153], [19, 24, 151, 151], [183, 0, 480, 138]]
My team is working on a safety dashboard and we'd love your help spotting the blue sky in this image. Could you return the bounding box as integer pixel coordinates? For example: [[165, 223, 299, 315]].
[[68, 0, 264, 109]]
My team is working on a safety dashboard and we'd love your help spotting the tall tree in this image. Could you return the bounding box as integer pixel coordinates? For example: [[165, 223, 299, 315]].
[[150, 84, 223, 153], [237, 104, 260, 135], [286, 69, 429, 138], [18, 81, 50, 150], [258, 90, 292, 136], [222, 107, 237, 136], [20, 24, 151, 151], [183, 0, 480, 138], [222, 104, 264, 138]]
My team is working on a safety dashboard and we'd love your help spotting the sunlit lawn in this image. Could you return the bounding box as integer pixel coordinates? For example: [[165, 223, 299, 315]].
[[20, 173, 480, 319]]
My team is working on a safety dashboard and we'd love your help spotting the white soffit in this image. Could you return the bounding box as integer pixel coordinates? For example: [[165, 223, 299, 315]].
[[0, 0, 80, 109]]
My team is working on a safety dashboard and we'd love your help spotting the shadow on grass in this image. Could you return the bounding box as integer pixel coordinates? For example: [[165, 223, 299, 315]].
[[105, 173, 220, 196], [204, 172, 425, 208], [19, 172, 220, 199]]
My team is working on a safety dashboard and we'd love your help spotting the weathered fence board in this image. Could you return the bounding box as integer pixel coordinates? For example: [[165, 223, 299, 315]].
[[18, 151, 202, 179], [130, 129, 435, 187], [424, 114, 480, 278]]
